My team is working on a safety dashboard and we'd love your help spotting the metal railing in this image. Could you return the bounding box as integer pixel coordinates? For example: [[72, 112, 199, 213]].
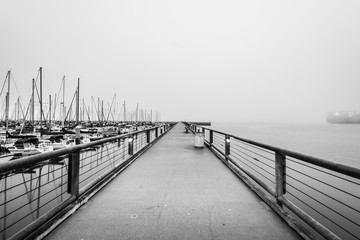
[[0, 123, 175, 240], [184, 122, 360, 240]]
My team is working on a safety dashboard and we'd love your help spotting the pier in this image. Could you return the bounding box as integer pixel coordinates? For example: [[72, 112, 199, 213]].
[[1, 122, 359, 240], [45, 123, 300, 240]]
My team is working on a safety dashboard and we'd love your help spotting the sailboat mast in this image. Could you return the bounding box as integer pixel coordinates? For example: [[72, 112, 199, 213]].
[[32, 78, 35, 131], [91, 96, 94, 122], [5, 71, 10, 131], [97, 97, 100, 123], [114, 94, 116, 122], [136, 103, 139, 122], [53, 94, 56, 121], [49, 95, 51, 129], [76, 78, 80, 124], [82, 98, 85, 122], [40, 67, 43, 136], [124, 100, 126, 122], [62, 76, 65, 125], [101, 100, 104, 123], [17, 97, 20, 121]]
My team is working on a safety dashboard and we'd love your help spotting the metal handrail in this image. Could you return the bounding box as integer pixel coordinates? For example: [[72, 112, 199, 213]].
[[184, 122, 360, 240], [0, 126, 160, 175], [186, 123, 360, 179], [0, 123, 176, 240]]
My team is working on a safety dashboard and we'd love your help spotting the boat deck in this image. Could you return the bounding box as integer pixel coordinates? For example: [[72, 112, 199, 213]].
[[45, 123, 301, 240]]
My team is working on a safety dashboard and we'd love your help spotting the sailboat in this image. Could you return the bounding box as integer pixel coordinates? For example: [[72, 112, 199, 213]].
[[1, 68, 52, 157], [5, 137, 41, 156], [0, 145, 15, 163], [0, 70, 17, 161]]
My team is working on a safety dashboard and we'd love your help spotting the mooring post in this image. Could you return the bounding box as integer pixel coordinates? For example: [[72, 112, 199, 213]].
[[275, 151, 286, 206], [67, 126, 81, 197], [225, 135, 230, 161]]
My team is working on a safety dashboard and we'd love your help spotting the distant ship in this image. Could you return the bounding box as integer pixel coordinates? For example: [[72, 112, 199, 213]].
[[327, 111, 360, 124]]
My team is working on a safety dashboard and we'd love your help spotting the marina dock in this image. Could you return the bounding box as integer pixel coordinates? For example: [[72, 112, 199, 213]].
[[45, 123, 300, 239]]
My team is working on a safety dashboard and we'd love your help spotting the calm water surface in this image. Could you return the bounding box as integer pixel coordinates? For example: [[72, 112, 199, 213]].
[[210, 122, 360, 240], [211, 122, 360, 169]]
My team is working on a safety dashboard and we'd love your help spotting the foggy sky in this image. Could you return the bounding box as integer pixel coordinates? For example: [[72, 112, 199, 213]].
[[1, 0, 360, 123]]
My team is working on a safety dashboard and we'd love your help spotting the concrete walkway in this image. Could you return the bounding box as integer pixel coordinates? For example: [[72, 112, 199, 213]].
[[46, 123, 301, 240]]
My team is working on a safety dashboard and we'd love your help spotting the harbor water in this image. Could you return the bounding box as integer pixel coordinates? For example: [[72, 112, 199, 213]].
[[1, 122, 359, 239], [210, 122, 360, 169], [0, 139, 131, 240], [210, 121, 360, 239]]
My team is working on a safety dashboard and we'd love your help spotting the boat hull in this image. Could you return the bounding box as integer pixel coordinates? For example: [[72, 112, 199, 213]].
[[327, 111, 360, 124]]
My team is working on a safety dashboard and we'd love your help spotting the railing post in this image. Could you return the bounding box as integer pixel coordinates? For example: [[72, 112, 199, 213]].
[[146, 130, 150, 143], [209, 130, 213, 146], [67, 127, 81, 197], [275, 151, 286, 205], [128, 136, 134, 155], [225, 135, 230, 160], [36, 168, 42, 218], [117, 127, 121, 147], [155, 127, 158, 138], [3, 176, 7, 240]]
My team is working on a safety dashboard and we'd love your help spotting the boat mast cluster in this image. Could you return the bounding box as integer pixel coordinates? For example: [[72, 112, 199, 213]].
[[0, 67, 164, 159], [0, 67, 162, 133]]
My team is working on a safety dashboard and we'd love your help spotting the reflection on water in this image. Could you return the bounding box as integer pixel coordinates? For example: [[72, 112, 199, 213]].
[[0, 158, 69, 240], [0, 139, 131, 240]]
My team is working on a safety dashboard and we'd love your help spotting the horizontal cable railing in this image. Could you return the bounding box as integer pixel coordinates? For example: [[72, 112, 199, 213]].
[[184, 122, 360, 240], [0, 123, 175, 240]]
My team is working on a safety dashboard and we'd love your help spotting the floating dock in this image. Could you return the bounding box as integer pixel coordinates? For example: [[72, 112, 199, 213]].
[[45, 123, 301, 239]]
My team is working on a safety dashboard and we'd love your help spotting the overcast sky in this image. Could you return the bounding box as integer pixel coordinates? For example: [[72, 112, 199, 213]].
[[1, 0, 360, 123]]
